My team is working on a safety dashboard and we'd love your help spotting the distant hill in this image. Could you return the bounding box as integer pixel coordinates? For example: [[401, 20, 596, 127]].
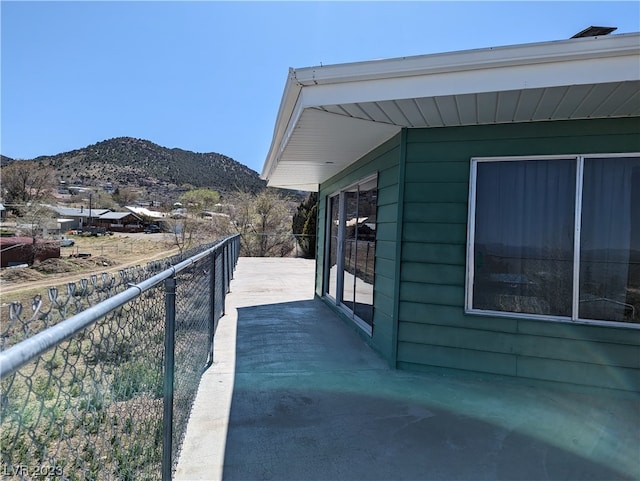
[[0, 155, 16, 167], [23, 137, 266, 195]]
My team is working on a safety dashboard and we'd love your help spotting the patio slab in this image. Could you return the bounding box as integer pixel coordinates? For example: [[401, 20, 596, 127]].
[[175, 257, 639, 481]]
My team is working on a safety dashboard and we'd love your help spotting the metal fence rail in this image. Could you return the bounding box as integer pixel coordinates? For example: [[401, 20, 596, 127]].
[[0, 234, 240, 480]]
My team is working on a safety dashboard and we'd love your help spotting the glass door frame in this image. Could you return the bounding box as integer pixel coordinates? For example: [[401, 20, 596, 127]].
[[323, 174, 378, 335], [324, 192, 344, 304]]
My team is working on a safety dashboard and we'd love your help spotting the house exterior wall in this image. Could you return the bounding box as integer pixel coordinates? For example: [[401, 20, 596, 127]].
[[317, 135, 402, 362], [61, 217, 82, 230], [399, 117, 640, 392], [317, 117, 640, 391], [93, 214, 143, 232]]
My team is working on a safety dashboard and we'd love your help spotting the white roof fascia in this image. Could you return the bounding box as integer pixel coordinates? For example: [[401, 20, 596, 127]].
[[261, 69, 303, 180], [292, 33, 640, 86], [262, 32, 640, 184], [99, 212, 137, 220], [300, 56, 639, 108]]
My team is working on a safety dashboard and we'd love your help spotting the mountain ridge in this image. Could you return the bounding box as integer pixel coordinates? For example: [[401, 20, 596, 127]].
[[2, 137, 266, 196]]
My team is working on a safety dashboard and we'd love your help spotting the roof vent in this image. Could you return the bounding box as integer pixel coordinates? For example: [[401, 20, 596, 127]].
[[571, 26, 617, 38]]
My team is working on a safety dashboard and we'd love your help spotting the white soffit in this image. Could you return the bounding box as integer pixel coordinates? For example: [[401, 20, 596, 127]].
[[318, 81, 640, 128], [262, 33, 640, 191], [266, 109, 399, 191]]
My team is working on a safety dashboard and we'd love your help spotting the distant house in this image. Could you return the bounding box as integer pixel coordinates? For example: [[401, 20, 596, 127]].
[[57, 218, 76, 233], [16, 219, 65, 237], [124, 205, 165, 221], [93, 211, 143, 232], [48, 206, 111, 230], [200, 211, 230, 219], [0, 203, 6, 221], [262, 31, 640, 391]]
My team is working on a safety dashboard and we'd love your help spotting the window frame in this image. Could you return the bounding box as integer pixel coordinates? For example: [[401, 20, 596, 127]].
[[466, 152, 640, 329]]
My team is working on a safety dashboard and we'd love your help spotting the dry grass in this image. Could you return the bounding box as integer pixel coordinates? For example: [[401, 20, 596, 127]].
[[0, 233, 178, 319]]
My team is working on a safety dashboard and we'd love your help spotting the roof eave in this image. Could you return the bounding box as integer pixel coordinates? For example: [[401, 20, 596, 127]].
[[291, 32, 640, 86], [260, 69, 303, 181], [262, 32, 640, 191]]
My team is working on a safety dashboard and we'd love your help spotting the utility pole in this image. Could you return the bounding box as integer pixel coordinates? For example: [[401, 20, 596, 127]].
[[88, 192, 93, 227]]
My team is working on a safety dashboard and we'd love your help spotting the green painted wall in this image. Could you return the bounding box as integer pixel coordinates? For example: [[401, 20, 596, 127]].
[[317, 117, 640, 391], [398, 117, 640, 392], [317, 135, 401, 362]]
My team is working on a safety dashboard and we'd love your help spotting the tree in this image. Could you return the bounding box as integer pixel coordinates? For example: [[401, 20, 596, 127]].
[[292, 192, 318, 259], [83, 190, 119, 211], [15, 204, 57, 265], [165, 217, 198, 255], [164, 193, 227, 255], [179, 188, 220, 212], [1, 161, 54, 214], [112, 187, 138, 207], [228, 190, 293, 257]]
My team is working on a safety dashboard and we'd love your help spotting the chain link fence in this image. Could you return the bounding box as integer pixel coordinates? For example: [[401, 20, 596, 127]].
[[0, 234, 239, 480]]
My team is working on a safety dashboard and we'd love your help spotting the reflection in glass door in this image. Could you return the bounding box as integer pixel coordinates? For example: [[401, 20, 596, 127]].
[[353, 178, 377, 324], [342, 189, 358, 314], [326, 195, 340, 300], [324, 176, 377, 330]]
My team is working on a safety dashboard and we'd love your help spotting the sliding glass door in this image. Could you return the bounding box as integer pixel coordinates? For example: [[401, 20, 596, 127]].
[[324, 176, 377, 331]]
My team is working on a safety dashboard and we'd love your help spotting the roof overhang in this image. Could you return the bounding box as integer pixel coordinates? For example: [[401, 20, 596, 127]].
[[262, 33, 640, 191]]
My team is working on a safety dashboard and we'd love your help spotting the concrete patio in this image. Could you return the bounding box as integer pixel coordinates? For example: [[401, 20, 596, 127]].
[[175, 257, 639, 481]]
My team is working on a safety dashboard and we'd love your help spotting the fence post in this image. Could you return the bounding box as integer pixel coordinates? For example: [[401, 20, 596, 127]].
[[235, 236, 240, 266], [222, 243, 227, 293], [221, 244, 227, 316], [207, 250, 216, 368], [162, 276, 177, 481], [226, 242, 232, 285], [232, 237, 237, 277]]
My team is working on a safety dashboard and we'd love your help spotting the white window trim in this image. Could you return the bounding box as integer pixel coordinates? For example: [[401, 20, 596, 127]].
[[466, 152, 640, 330]]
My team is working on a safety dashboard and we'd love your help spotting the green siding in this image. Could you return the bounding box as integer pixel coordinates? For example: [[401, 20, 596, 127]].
[[375, 240, 396, 262], [398, 322, 640, 368], [517, 318, 640, 345], [401, 263, 465, 286], [516, 357, 640, 391], [397, 117, 640, 392], [400, 282, 465, 306], [403, 202, 468, 223], [316, 117, 640, 391], [398, 343, 518, 376], [402, 242, 465, 264], [403, 182, 468, 203], [374, 290, 395, 320], [403, 223, 466, 244], [398, 302, 518, 333], [375, 218, 398, 241], [404, 162, 469, 182]]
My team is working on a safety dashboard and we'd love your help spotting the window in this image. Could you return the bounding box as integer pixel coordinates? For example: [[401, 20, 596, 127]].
[[324, 175, 378, 332], [467, 154, 640, 326]]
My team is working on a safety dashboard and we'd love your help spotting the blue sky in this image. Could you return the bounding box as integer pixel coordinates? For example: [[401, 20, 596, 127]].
[[2, 1, 639, 174]]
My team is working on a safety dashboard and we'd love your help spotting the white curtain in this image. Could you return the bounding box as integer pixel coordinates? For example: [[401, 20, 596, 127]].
[[580, 157, 640, 323], [473, 159, 576, 316]]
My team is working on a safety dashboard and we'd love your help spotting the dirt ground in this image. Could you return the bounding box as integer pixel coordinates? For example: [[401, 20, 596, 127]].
[[0, 233, 179, 304]]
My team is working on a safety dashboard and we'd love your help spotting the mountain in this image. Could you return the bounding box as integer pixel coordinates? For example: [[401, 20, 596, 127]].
[[0, 155, 16, 167], [29, 137, 266, 195]]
